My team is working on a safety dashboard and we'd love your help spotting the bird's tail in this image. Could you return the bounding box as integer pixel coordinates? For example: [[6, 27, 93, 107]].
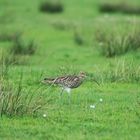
[[42, 78, 56, 84]]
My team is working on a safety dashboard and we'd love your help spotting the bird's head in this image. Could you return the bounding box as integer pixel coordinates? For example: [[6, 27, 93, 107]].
[[79, 71, 87, 79]]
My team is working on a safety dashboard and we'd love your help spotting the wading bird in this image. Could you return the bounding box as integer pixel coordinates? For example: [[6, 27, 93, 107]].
[[42, 72, 87, 102]]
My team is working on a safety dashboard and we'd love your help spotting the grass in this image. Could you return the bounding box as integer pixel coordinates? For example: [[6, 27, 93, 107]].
[[99, 2, 140, 15], [0, 83, 140, 140], [74, 30, 85, 46], [39, 0, 63, 13], [95, 60, 140, 83], [0, 74, 46, 117], [0, 32, 18, 42], [94, 21, 140, 57], [0, 57, 45, 117], [10, 33, 36, 55], [0, 0, 140, 139]]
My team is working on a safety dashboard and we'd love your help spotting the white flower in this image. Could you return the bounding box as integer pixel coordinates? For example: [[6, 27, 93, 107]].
[[43, 114, 47, 117], [99, 42, 103, 46], [99, 98, 103, 102], [90, 105, 96, 109], [104, 14, 109, 18]]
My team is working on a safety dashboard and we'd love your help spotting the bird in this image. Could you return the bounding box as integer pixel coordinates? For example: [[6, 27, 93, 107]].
[[42, 72, 87, 102]]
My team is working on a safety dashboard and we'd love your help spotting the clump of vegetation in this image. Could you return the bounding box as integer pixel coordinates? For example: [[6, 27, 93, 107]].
[[0, 32, 20, 42], [95, 23, 140, 57], [51, 20, 74, 30], [0, 50, 45, 117], [0, 74, 45, 117], [0, 49, 13, 78], [51, 21, 67, 30], [90, 60, 140, 84], [10, 33, 36, 55], [0, 48, 29, 67], [99, 2, 140, 15], [0, 31, 36, 55], [104, 60, 140, 83], [0, 31, 37, 65], [74, 31, 85, 46], [39, 0, 63, 13]]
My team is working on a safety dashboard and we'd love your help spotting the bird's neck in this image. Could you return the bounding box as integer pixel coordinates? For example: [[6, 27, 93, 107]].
[[79, 75, 85, 81]]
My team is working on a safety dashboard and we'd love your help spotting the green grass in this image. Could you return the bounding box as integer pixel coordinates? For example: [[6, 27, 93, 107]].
[[0, 0, 140, 139], [0, 83, 140, 140]]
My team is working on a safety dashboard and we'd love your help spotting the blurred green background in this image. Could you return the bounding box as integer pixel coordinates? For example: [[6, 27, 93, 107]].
[[0, 0, 140, 139]]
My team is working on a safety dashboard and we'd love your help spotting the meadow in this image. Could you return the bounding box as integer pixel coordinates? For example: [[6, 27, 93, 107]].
[[0, 0, 140, 139]]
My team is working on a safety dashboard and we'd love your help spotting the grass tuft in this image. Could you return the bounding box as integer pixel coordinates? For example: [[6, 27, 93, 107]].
[[105, 60, 140, 83], [74, 31, 85, 46], [0, 32, 19, 42], [0, 74, 45, 117], [0, 49, 29, 67], [10, 33, 36, 55], [39, 0, 63, 13], [95, 23, 140, 57], [51, 20, 74, 30], [99, 2, 140, 15], [90, 60, 140, 83]]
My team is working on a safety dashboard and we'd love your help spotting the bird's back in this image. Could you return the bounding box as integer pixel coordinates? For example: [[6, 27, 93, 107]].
[[43, 72, 86, 89], [54, 75, 83, 88], [43, 75, 83, 89]]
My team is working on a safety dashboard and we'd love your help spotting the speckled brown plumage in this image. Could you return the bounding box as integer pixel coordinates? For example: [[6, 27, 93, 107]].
[[42, 72, 86, 89]]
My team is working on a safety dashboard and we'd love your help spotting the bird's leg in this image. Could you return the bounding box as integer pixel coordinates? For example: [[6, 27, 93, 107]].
[[58, 87, 64, 105], [60, 87, 64, 99], [60, 87, 64, 97], [68, 92, 71, 104], [65, 88, 71, 104]]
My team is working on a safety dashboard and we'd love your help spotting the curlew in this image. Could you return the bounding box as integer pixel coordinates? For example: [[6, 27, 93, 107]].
[[42, 72, 86, 102]]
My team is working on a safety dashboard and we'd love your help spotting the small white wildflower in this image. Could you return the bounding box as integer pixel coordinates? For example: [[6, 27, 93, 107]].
[[99, 98, 103, 102], [90, 105, 96, 109], [104, 14, 109, 18], [43, 114, 47, 118], [99, 42, 103, 46]]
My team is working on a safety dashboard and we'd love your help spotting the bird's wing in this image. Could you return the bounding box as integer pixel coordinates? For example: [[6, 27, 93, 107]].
[[61, 76, 82, 88], [54, 75, 78, 87], [69, 77, 83, 88]]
